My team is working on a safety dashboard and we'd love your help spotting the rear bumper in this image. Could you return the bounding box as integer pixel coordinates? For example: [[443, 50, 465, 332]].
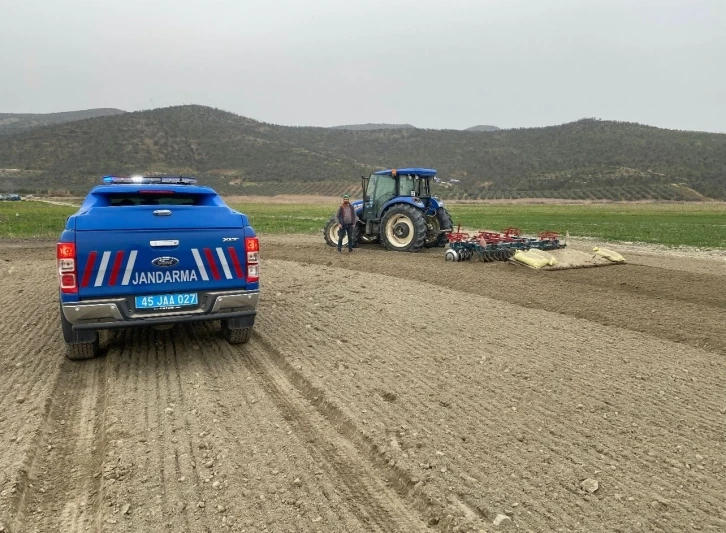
[[62, 289, 259, 331]]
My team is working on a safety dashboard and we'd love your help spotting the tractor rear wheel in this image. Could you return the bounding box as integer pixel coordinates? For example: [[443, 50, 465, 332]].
[[324, 216, 359, 248], [380, 204, 427, 252], [424, 207, 453, 248], [436, 208, 453, 245]]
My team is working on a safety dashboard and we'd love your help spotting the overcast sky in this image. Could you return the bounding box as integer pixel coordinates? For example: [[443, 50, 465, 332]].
[[2, 0, 724, 132]]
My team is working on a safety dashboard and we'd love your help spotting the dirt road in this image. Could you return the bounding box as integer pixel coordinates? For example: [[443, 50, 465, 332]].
[[0, 237, 724, 532]]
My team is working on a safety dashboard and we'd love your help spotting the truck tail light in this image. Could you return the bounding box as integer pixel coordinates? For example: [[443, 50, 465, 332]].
[[57, 242, 78, 294], [245, 237, 259, 282]]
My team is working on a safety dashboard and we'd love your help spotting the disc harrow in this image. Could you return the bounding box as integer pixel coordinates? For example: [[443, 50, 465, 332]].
[[444, 225, 566, 262]]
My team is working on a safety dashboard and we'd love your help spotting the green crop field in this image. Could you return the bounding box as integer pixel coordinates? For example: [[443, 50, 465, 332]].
[[1, 200, 724, 249], [234, 202, 340, 235], [445, 203, 726, 249], [0, 201, 76, 239]]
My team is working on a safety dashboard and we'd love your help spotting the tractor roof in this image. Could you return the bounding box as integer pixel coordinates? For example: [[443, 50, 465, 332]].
[[373, 168, 437, 177]]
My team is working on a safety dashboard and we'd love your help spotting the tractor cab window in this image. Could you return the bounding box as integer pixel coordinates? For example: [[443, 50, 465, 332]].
[[399, 175, 419, 197], [372, 175, 397, 206]]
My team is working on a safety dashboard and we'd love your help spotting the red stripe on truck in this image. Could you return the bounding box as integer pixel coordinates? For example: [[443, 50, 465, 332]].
[[204, 248, 221, 280], [108, 251, 125, 286], [228, 247, 244, 278], [81, 251, 97, 288]]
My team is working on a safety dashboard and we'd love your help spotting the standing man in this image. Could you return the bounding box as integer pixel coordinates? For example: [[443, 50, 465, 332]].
[[336, 194, 358, 253]]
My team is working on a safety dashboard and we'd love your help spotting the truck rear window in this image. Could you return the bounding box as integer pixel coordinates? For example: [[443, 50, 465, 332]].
[[107, 193, 201, 206]]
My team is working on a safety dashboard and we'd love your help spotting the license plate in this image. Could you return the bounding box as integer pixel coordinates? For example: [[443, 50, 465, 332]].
[[135, 292, 198, 309]]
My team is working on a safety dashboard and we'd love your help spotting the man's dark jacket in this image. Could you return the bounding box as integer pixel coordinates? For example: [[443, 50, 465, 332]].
[[336, 203, 357, 225]]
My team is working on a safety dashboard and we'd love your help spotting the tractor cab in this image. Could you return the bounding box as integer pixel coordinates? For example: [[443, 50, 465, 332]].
[[361, 168, 438, 224], [324, 167, 453, 252]]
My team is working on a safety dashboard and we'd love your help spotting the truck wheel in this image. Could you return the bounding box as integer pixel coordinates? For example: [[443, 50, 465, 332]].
[[380, 204, 427, 252], [67, 340, 100, 361], [60, 304, 100, 360], [324, 216, 359, 248], [221, 320, 252, 344]]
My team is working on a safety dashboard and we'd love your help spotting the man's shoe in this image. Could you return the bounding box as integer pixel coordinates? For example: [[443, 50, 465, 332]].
[[348, 248, 353, 253], [337, 248, 342, 253]]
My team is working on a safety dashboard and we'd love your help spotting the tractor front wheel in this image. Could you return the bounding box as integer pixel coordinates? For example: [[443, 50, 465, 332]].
[[380, 204, 427, 252]]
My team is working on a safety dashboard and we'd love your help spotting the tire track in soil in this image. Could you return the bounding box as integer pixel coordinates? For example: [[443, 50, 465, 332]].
[[242, 332, 475, 532], [257, 302, 605, 531], [98, 327, 214, 533], [8, 356, 109, 533], [167, 333, 213, 531], [184, 323, 418, 532]]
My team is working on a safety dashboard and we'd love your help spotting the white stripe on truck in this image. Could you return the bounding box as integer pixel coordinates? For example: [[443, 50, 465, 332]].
[[216, 247, 233, 279], [191, 248, 209, 281], [94, 251, 111, 287], [121, 250, 138, 285]]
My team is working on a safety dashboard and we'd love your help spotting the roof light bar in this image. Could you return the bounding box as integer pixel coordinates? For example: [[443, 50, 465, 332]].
[[101, 175, 198, 185]]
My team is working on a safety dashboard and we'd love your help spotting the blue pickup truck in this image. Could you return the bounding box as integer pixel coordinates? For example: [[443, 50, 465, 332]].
[[57, 175, 260, 360]]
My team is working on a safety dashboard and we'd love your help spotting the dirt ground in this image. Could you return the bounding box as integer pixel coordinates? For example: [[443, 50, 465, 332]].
[[0, 236, 724, 533]]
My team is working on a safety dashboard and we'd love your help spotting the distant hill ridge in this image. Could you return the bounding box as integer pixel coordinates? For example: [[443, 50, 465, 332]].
[[0, 108, 126, 137], [465, 125, 501, 132], [330, 123, 417, 131], [331, 123, 503, 132], [0, 104, 723, 200]]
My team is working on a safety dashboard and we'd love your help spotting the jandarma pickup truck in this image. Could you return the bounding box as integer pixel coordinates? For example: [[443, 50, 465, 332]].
[[57, 175, 260, 360]]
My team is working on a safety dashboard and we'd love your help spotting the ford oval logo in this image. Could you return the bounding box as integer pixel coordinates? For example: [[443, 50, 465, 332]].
[[152, 256, 179, 268]]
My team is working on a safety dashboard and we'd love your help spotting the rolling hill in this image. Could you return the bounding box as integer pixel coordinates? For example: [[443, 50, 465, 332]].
[[330, 123, 417, 131], [0, 105, 723, 200], [464, 125, 501, 132], [0, 108, 126, 137]]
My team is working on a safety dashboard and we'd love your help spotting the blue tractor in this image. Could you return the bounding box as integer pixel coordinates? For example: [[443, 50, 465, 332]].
[[324, 168, 453, 252]]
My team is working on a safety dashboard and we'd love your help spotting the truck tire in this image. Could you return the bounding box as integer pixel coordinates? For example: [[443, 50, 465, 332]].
[[221, 320, 253, 344], [324, 216, 358, 248], [60, 304, 100, 360], [380, 204, 427, 252], [67, 340, 100, 361]]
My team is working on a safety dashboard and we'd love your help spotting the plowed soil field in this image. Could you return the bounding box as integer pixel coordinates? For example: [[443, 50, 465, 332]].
[[0, 237, 724, 533]]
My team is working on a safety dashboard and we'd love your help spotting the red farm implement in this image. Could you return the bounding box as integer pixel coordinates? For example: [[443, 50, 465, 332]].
[[443, 225, 566, 262]]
